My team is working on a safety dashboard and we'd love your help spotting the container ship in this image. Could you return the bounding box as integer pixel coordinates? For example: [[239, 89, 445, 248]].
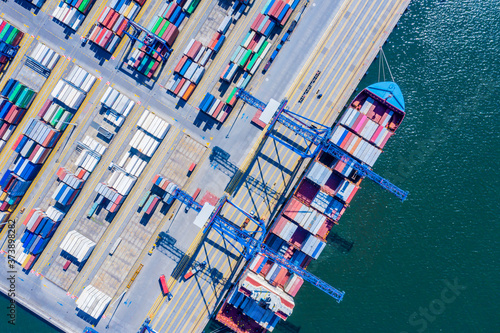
[[215, 82, 406, 332]]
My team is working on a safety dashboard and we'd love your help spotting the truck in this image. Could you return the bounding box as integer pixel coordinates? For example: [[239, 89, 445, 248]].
[[159, 274, 172, 300], [183, 261, 206, 281]]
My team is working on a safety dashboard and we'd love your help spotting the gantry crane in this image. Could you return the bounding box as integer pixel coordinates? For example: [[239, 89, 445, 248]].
[[123, 20, 172, 61], [236, 89, 409, 201], [170, 188, 345, 303]]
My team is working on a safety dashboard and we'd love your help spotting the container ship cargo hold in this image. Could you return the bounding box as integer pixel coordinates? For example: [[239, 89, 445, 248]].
[[216, 82, 406, 332]]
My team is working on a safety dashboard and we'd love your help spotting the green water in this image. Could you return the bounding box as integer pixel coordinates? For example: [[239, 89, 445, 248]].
[[2, 0, 499, 333], [284, 1, 499, 332]]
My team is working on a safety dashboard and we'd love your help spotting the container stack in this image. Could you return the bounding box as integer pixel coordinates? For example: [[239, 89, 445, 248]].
[[26, 0, 46, 8], [75, 285, 111, 321], [37, 100, 72, 131], [165, 39, 208, 100], [88, 4, 132, 54], [0, 79, 37, 150], [52, 1, 88, 31], [198, 93, 232, 123], [0, 117, 61, 227], [29, 43, 60, 71], [52, 168, 85, 205], [13, 206, 65, 270], [0, 20, 24, 73], [262, 0, 300, 27], [100, 86, 134, 127], [147, 1, 183, 46], [127, 109, 170, 157], [126, 44, 163, 79], [139, 174, 179, 215], [59, 230, 96, 262], [51, 66, 96, 109]]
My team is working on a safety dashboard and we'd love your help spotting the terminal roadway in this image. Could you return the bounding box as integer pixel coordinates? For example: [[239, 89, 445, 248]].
[[146, 0, 410, 332]]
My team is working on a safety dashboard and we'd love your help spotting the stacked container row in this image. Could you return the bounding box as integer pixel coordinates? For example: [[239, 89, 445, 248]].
[[198, 93, 231, 123], [100, 86, 134, 127], [29, 43, 60, 70], [52, 2, 86, 30], [0, 20, 24, 73], [13, 207, 64, 270]]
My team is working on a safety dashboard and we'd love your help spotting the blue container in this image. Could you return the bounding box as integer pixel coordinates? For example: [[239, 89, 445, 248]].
[[1, 79, 16, 97], [29, 235, 41, 253], [21, 230, 30, 243], [14, 135, 28, 153], [33, 238, 49, 255], [25, 232, 37, 250], [0, 101, 12, 118], [54, 184, 67, 202], [0, 170, 12, 188], [214, 35, 225, 52], [34, 217, 47, 235], [264, 0, 275, 16], [180, 58, 192, 76], [174, 12, 185, 27], [291, 0, 300, 10], [40, 220, 55, 238], [170, 7, 181, 25], [278, 4, 290, 22], [115, 0, 126, 12], [264, 21, 275, 37]]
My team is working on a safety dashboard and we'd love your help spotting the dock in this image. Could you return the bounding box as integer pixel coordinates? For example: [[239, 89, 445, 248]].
[[0, 0, 410, 332]]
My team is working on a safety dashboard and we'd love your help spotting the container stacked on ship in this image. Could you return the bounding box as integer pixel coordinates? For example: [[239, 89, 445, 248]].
[[216, 82, 406, 332]]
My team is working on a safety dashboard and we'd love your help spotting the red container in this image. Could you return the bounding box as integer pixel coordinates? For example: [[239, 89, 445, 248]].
[[11, 134, 24, 151], [95, 28, 107, 44], [173, 78, 185, 95], [165, 3, 177, 20], [174, 55, 187, 73], [281, 7, 293, 26], [12, 31, 23, 47], [22, 209, 36, 226], [29, 216, 42, 233], [192, 188, 201, 200], [145, 196, 159, 215], [251, 14, 264, 31], [187, 40, 202, 59], [116, 18, 128, 37], [23, 254, 37, 270], [63, 259, 71, 271], [89, 26, 101, 42]]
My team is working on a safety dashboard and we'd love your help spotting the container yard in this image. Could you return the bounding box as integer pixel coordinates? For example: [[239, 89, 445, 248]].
[[0, 0, 413, 332]]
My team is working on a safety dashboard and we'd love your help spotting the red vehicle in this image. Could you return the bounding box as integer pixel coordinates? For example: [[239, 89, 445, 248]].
[[159, 275, 169, 295], [183, 261, 206, 281]]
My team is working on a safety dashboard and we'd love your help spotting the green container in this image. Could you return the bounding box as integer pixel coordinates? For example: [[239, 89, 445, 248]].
[[57, 111, 72, 131], [0, 25, 10, 40], [257, 40, 269, 57], [8, 83, 22, 102], [246, 52, 260, 71], [226, 87, 237, 104], [187, 0, 201, 14], [6, 29, 19, 45], [231, 46, 241, 63], [152, 16, 162, 35], [159, 19, 169, 38], [23, 90, 35, 109], [15, 88, 28, 107], [142, 195, 155, 213], [50, 107, 65, 127], [138, 191, 151, 208], [78, 0, 90, 13], [146, 59, 155, 74], [239, 49, 252, 67]]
